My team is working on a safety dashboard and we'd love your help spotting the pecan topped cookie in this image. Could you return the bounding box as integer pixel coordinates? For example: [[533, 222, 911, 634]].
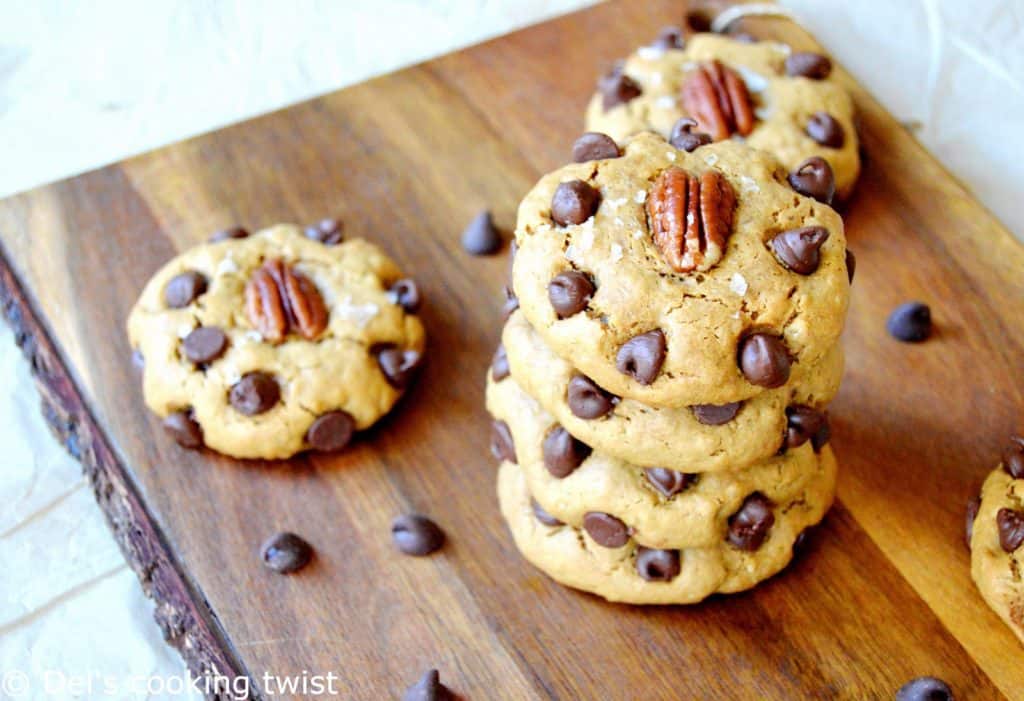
[[127, 224, 426, 459], [512, 131, 850, 408]]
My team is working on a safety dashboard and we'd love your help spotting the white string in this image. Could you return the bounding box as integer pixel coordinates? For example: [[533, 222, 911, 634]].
[[710, 3, 797, 33]]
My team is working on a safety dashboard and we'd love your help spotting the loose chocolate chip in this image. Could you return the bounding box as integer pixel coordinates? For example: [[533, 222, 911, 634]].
[[164, 271, 208, 308], [669, 118, 712, 152], [738, 333, 791, 388], [692, 402, 742, 425], [374, 344, 423, 389], [727, 493, 776, 551], [490, 344, 510, 382], [305, 218, 344, 245], [598, 67, 642, 111], [786, 52, 832, 80], [551, 180, 601, 226], [636, 546, 681, 582], [684, 10, 712, 34], [306, 410, 356, 452], [895, 676, 954, 701], [532, 499, 564, 527], [502, 285, 520, 320], [490, 420, 516, 463], [583, 511, 630, 548], [786, 405, 827, 450], [260, 532, 313, 574], [792, 527, 812, 554], [542, 426, 591, 477], [392, 514, 446, 556], [806, 112, 845, 148], [567, 374, 617, 419], [209, 226, 249, 242], [182, 326, 228, 365], [548, 270, 595, 318], [846, 248, 857, 284], [402, 669, 453, 701], [887, 302, 932, 342], [644, 467, 695, 498], [1003, 436, 1024, 479], [615, 330, 666, 385], [651, 25, 685, 50], [163, 410, 203, 449], [965, 495, 981, 549], [788, 157, 836, 205], [997, 507, 1024, 552], [229, 372, 280, 415], [811, 415, 831, 451], [572, 132, 621, 163], [389, 279, 422, 313], [771, 226, 830, 275], [461, 210, 502, 255]]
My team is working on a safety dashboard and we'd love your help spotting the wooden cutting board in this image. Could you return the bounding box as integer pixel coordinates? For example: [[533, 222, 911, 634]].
[[2, 1, 1022, 698]]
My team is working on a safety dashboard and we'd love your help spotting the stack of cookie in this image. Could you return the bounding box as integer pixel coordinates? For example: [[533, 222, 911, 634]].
[[487, 127, 852, 604]]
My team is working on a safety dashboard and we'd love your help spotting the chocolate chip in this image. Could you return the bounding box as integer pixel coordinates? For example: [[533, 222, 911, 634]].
[[209, 226, 249, 242], [727, 493, 776, 550], [490, 420, 516, 463], [567, 374, 617, 419], [997, 507, 1024, 552], [692, 402, 742, 425], [636, 546, 681, 582], [583, 511, 630, 548], [793, 527, 812, 554], [771, 226, 830, 275], [460, 210, 501, 255], [532, 499, 563, 527], [551, 180, 601, 226], [389, 279, 422, 313], [738, 333, 791, 388], [786, 52, 832, 80], [788, 157, 836, 205], [572, 132, 620, 163], [598, 67, 642, 111], [887, 302, 932, 342], [260, 532, 313, 574], [305, 218, 344, 245], [306, 410, 356, 452], [548, 270, 595, 318], [163, 410, 203, 449], [811, 415, 831, 451], [229, 372, 280, 415], [374, 344, 423, 389], [644, 467, 695, 498], [490, 344, 510, 382], [651, 25, 685, 50], [846, 248, 857, 284], [806, 112, 845, 148], [391, 514, 445, 556], [669, 117, 712, 152], [895, 676, 954, 701], [402, 669, 453, 701], [684, 10, 712, 33], [542, 426, 591, 477], [502, 285, 520, 320], [182, 326, 228, 365], [786, 405, 828, 451], [965, 495, 981, 549], [164, 271, 208, 308], [615, 330, 666, 385], [1003, 436, 1024, 479]]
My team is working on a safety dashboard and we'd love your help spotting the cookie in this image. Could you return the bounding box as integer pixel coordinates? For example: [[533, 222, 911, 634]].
[[585, 33, 859, 200], [513, 131, 850, 407], [500, 309, 842, 473], [497, 451, 835, 604], [969, 439, 1024, 645], [487, 373, 835, 549], [127, 224, 426, 459]]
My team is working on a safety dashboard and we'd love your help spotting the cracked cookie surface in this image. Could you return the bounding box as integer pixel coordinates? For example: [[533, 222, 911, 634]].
[[512, 131, 850, 407], [127, 224, 425, 459], [585, 33, 860, 200]]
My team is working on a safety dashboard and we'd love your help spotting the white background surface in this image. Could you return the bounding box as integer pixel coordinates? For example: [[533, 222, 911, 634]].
[[1, 2, 1021, 699]]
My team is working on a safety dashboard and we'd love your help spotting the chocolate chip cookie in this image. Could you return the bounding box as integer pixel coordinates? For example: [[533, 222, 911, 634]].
[[585, 33, 859, 201], [512, 131, 850, 407], [127, 224, 426, 459]]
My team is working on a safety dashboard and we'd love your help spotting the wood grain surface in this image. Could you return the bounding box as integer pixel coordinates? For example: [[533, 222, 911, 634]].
[[1, 1, 1022, 698]]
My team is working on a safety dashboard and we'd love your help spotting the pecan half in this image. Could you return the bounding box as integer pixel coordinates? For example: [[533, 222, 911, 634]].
[[680, 60, 754, 141], [647, 166, 736, 273], [245, 259, 328, 343]]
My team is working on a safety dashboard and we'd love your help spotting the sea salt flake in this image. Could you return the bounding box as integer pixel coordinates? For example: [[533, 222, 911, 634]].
[[216, 257, 239, 275], [730, 273, 748, 296], [740, 176, 760, 193], [704, 153, 719, 166], [734, 65, 767, 93], [577, 225, 595, 252], [610, 244, 624, 262], [606, 196, 628, 210], [637, 46, 666, 61], [335, 297, 379, 327], [634, 190, 648, 204], [754, 106, 773, 121], [633, 230, 645, 240], [650, 72, 664, 86], [666, 151, 676, 161], [564, 244, 581, 263], [654, 95, 676, 110], [614, 217, 624, 227]]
